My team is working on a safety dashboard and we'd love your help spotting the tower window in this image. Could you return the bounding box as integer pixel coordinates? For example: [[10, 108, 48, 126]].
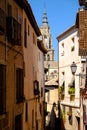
[[47, 54, 50, 61], [49, 38, 51, 49], [44, 35, 47, 39]]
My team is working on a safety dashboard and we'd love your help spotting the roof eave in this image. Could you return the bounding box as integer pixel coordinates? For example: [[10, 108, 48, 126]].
[[15, 0, 41, 36]]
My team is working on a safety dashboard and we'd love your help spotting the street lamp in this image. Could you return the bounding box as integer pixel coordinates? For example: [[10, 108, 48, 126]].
[[70, 62, 77, 75]]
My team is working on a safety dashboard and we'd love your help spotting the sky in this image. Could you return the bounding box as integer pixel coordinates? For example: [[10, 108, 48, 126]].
[[28, 0, 80, 61]]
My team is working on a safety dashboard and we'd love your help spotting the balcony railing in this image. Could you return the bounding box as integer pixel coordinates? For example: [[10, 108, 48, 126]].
[[6, 16, 21, 45], [0, 8, 6, 35]]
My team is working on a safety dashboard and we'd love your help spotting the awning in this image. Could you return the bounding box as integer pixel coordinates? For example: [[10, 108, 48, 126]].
[[68, 76, 75, 87]]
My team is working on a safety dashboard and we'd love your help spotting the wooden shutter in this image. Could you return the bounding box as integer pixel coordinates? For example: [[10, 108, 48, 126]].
[[0, 64, 6, 114], [16, 68, 24, 103], [25, 102, 28, 122], [7, 4, 12, 16]]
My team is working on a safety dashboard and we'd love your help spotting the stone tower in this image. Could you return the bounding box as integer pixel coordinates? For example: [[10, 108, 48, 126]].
[[40, 8, 58, 128], [40, 8, 54, 61]]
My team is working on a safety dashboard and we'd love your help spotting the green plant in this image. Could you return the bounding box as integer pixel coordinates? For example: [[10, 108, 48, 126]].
[[68, 87, 75, 94], [67, 111, 72, 116], [61, 110, 66, 122], [59, 86, 64, 93]]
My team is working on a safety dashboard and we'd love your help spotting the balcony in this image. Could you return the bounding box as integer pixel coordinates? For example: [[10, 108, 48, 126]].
[[6, 16, 21, 45], [0, 8, 6, 35]]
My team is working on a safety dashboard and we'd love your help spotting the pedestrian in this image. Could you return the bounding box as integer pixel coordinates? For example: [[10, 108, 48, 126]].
[[49, 104, 56, 130]]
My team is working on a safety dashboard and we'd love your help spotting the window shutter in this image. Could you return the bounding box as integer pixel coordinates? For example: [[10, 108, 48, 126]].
[[0, 64, 6, 114], [16, 68, 24, 103], [83, 104, 86, 124]]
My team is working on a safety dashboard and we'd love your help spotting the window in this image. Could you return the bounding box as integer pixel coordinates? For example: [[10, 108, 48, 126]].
[[33, 33, 35, 44], [33, 80, 39, 95], [32, 110, 34, 128], [44, 35, 47, 39], [47, 54, 50, 61], [41, 87, 43, 97], [0, 64, 6, 114], [24, 18, 27, 47], [16, 68, 24, 103], [44, 54, 46, 61], [28, 25, 30, 35], [71, 37, 74, 43], [25, 102, 28, 122], [71, 45, 75, 52], [0, 8, 5, 35], [15, 115, 22, 130], [71, 37, 75, 51], [49, 38, 51, 49], [7, 4, 12, 16], [61, 43, 64, 56], [6, 17, 21, 45]]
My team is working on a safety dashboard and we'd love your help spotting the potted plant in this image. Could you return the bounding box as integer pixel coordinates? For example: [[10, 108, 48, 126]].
[[68, 87, 75, 95], [59, 86, 64, 94], [68, 87, 75, 101]]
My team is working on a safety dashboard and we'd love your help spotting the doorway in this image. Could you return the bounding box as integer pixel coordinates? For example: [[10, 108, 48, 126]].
[[15, 114, 22, 130]]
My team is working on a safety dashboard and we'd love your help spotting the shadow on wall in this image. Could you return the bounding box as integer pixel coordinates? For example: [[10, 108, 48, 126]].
[[45, 102, 66, 130]]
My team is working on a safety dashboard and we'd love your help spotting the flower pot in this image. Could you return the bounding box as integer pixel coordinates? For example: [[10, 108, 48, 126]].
[[70, 94, 75, 101]]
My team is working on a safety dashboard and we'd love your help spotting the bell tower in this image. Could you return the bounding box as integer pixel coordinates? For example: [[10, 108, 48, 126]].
[[40, 8, 54, 61]]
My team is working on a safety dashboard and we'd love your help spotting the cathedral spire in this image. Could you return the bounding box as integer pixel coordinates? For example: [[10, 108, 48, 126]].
[[41, 4, 49, 27]]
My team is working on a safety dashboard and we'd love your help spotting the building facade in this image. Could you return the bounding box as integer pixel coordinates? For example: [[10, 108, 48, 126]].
[[0, 0, 24, 129], [57, 24, 87, 130], [0, 0, 47, 130]]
